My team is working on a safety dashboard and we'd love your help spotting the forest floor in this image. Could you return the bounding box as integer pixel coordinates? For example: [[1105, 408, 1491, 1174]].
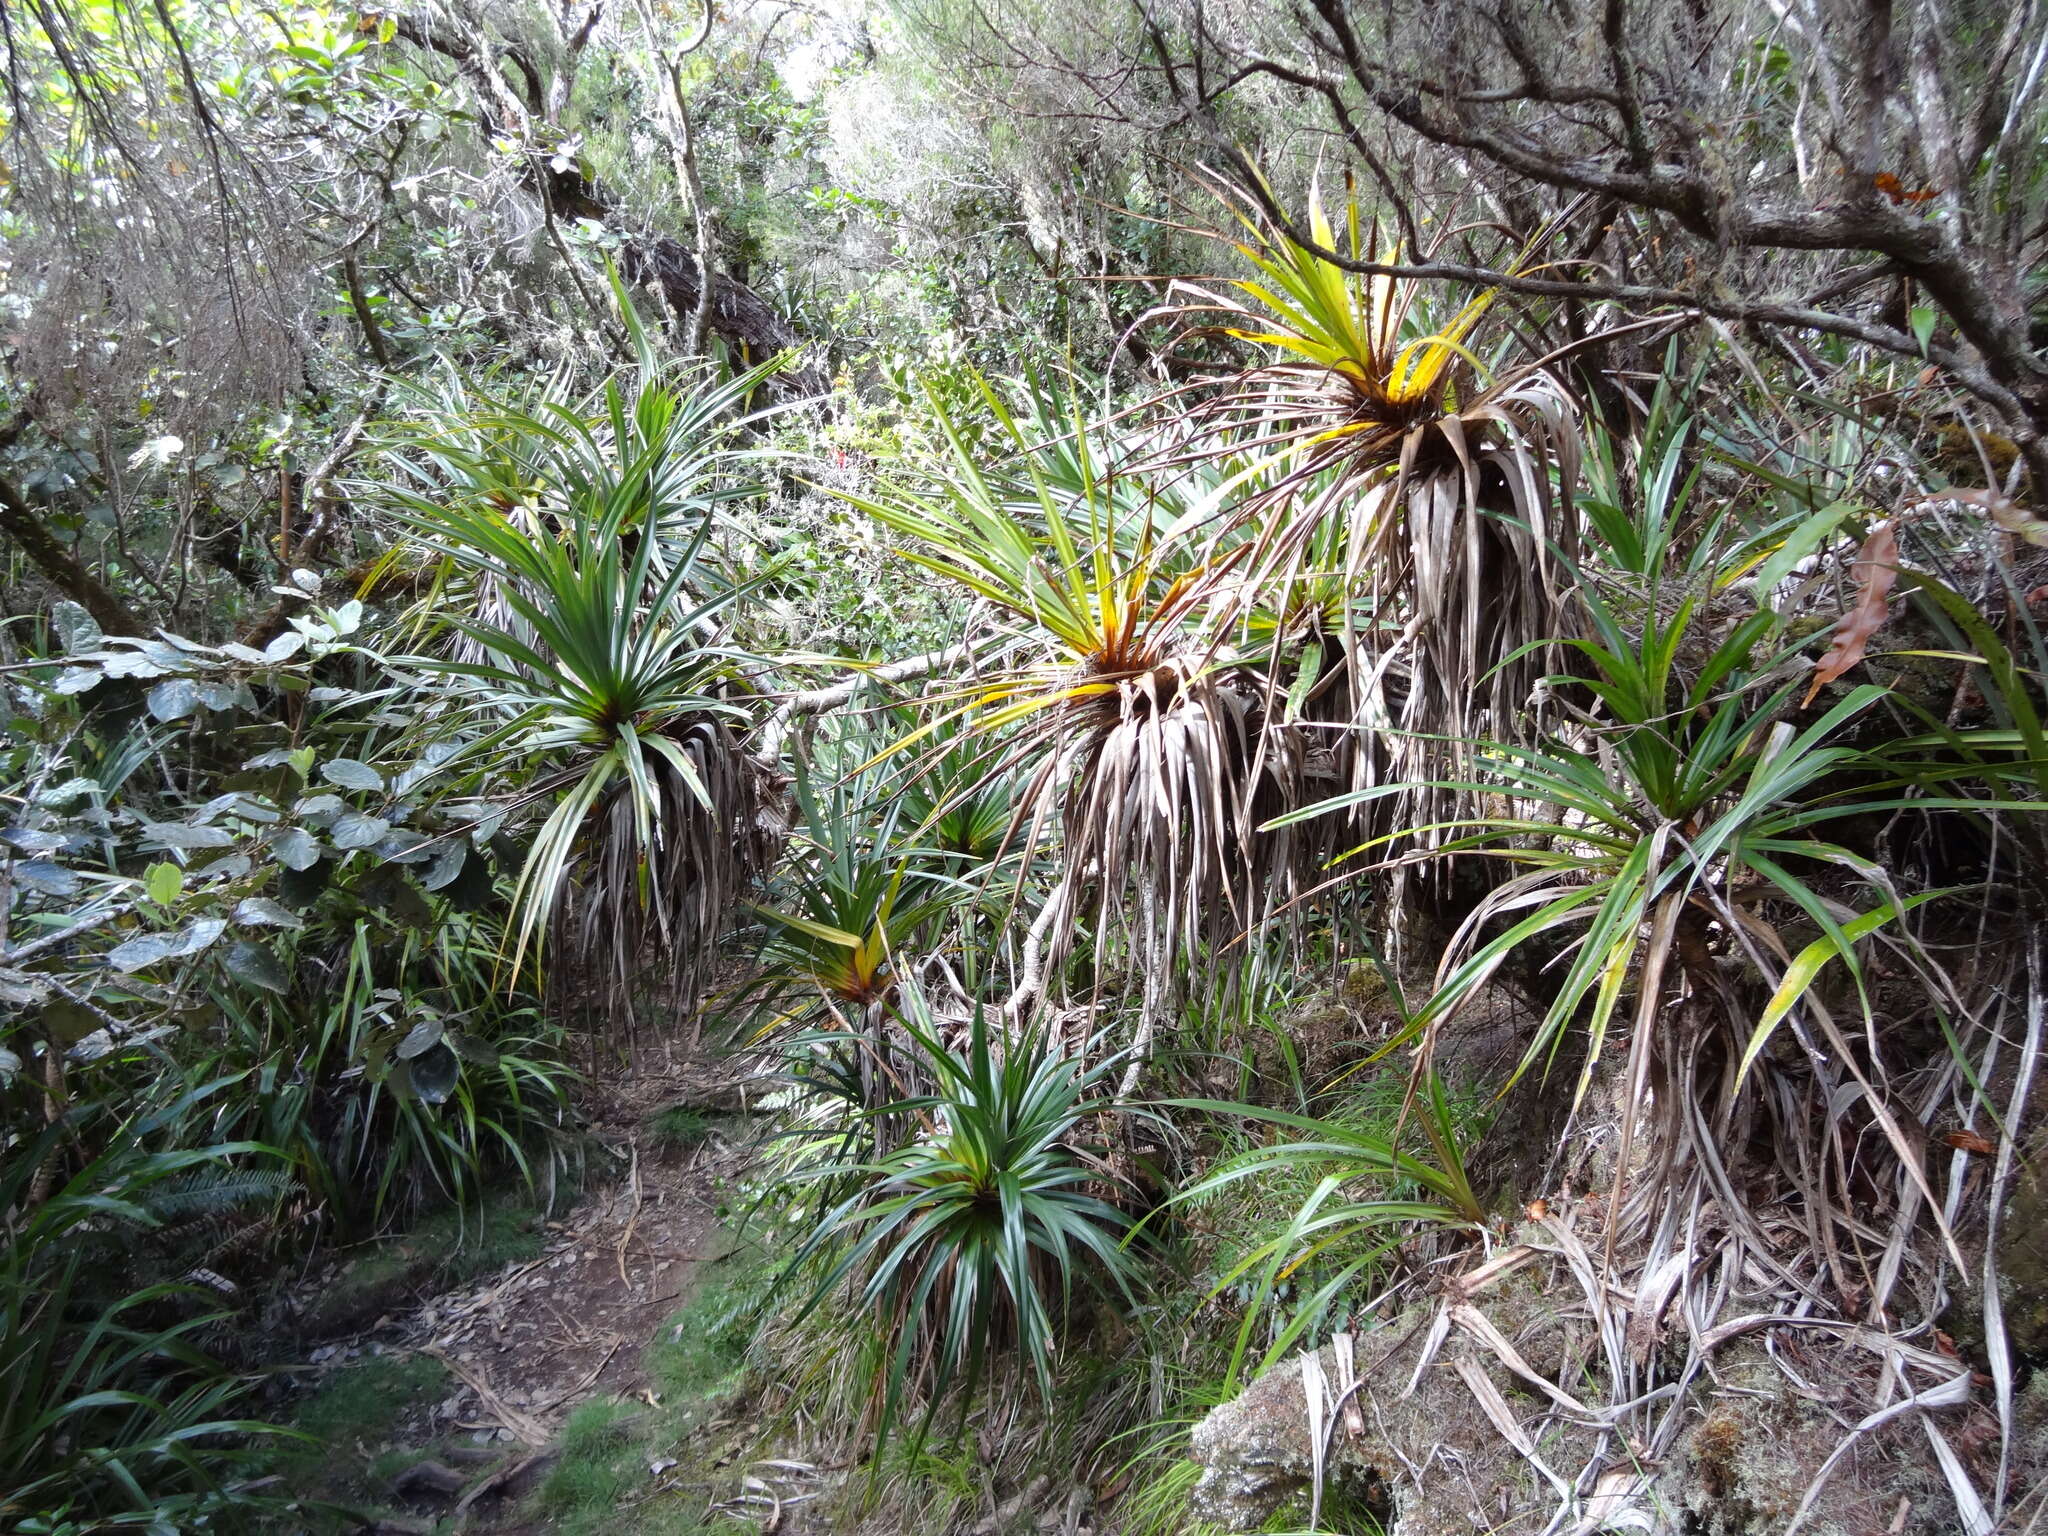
[[268, 1048, 771, 1535]]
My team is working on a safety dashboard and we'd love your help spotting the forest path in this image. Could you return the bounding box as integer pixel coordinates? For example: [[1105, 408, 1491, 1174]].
[[332, 1048, 761, 1533]]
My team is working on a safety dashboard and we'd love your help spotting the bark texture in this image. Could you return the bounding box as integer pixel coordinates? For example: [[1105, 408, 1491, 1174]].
[[0, 471, 146, 637]]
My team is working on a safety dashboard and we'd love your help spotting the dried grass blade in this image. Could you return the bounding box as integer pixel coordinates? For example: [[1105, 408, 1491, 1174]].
[[1983, 929, 2044, 1519], [1922, 1415, 1996, 1536], [1451, 1357, 1575, 1504], [1780, 1362, 1971, 1536], [1448, 1302, 1598, 1420], [1303, 1348, 1328, 1531]]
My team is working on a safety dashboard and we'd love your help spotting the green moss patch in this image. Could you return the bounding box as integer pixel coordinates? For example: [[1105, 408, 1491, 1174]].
[[295, 1193, 551, 1339], [264, 1351, 451, 1527], [522, 1228, 774, 1535]]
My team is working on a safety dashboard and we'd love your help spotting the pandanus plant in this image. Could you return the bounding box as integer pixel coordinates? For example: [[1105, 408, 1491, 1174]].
[[382, 351, 790, 1030], [1267, 517, 2021, 1276], [885, 705, 1025, 876], [742, 766, 968, 1037], [773, 988, 1139, 1451], [1169, 183, 1586, 854], [834, 375, 1306, 988]]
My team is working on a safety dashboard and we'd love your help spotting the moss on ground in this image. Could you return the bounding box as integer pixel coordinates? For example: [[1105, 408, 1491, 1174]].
[[645, 1105, 717, 1150], [293, 1191, 551, 1339], [264, 1350, 452, 1528], [253, 1191, 569, 1530], [524, 1228, 773, 1535]]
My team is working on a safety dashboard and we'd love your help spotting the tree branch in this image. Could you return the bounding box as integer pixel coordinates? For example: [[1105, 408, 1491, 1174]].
[[0, 468, 147, 637], [342, 252, 393, 369], [237, 406, 377, 647], [632, 0, 718, 354], [546, 1, 606, 125], [751, 640, 978, 767], [385, 8, 823, 390], [1194, 27, 2048, 473]]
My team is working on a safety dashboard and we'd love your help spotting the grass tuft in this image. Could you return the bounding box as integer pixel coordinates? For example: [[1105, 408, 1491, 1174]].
[[646, 1105, 715, 1150], [540, 1398, 646, 1523], [268, 1351, 450, 1521]]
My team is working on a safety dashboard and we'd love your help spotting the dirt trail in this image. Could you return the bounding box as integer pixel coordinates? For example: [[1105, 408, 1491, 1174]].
[[310, 1051, 761, 1532]]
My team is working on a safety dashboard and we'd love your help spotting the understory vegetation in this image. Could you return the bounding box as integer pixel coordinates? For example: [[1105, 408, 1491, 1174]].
[[3, 0, 2047, 1532]]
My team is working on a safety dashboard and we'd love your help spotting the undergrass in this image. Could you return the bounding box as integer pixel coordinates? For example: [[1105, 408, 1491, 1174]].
[[266, 1351, 451, 1527], [300, 1190, 553, 1337], [646, 1105, 716, 1150], [538, 1399, 647, 1528], [529, 1225, 773, 1534], [1184, 1065, 1493, 1357], [1118, 1456, 1231, 1536], [646, 1241, 771, 1399]]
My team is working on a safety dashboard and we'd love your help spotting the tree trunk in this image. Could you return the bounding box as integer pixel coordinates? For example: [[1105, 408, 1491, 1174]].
[[545, 166, 827, 394], [388, 12, 826, 397], [0, 472, 146, 637]]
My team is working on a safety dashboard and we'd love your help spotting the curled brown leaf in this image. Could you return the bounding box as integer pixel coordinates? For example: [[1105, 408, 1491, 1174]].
[[1803, 520, 1899, 707], [1914, 486, 2048, 549]]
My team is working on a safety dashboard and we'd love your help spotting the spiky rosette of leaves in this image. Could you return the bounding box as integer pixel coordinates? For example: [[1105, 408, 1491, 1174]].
[[773, 989, 1140, 1450], [740, 765, 971, 1042], [1167, 183, 1587, 861], [382, 363, 783, 1029], [884, 705, 1026, 876], [834, 374, 1316, 971], [1268, 542, 2026, 1279]]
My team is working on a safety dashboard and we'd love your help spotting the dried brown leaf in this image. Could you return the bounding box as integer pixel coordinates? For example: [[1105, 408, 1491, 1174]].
[[1803, 520, 1899, 706], [1920, 486, 2048, 548]]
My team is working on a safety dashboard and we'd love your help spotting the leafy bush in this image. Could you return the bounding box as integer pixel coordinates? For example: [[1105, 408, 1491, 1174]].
[[0, 593, 582, 1242], [199, 913, 580, 1230]]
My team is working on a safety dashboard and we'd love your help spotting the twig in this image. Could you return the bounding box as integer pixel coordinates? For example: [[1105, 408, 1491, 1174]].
[[2, 900, 139, 965], [536, 1336, 623, 1413], [238, 406, 381, 647], [750, 639, 978, 767], [616, 1137, 643, 1292], [422, 1347, 549, 1448], [452, 1448, 554, 1520]]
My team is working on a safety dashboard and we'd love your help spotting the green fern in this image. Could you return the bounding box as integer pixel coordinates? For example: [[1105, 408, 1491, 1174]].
[[145, 1166, 297, 1224]]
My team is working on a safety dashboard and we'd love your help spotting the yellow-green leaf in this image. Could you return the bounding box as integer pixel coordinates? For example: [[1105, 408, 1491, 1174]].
[[145, 861, 183, 908], [1738, 891, 1947, 1084], [752, 905, 862, 948]]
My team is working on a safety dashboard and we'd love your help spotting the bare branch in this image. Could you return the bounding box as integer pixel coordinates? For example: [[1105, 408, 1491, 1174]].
[[0, 407, 147, 637], [751, 640, 980, 767]]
